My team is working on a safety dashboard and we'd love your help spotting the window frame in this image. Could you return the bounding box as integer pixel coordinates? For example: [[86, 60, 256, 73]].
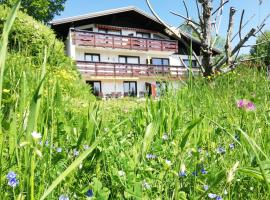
[[86, 81, 102, 96], [151, 57, 170, 66], [123, 81, 137, 97], [182, 59, 197, 68], [118, 55, 140, 64], [136, 32, 151, 39], [84, 53, 100, 62]]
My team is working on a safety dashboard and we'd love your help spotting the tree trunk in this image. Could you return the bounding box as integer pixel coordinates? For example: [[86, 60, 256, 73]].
[[201, 0, 213, 77]]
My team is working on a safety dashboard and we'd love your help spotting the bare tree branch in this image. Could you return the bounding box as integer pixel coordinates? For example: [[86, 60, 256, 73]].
[[225, 7, 236, 65], [212, 0, 230, 16]]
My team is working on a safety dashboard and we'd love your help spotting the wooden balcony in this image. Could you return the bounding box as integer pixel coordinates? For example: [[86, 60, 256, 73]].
[[71, 30, 178, 53], [76, 61, 200, 79]]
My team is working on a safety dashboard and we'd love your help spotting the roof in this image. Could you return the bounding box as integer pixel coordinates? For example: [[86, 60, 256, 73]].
[[50, 6, 159, 25]]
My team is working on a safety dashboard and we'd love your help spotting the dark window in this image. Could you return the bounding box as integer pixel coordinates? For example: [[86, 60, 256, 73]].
[[183, 59, 197, 68], [84, 27, 93, 31], [86, 81, 102, 96], [153, 34, 165, 40], [84, 53, 100, 62], [124, 81, 137, 97], [136, 32, 150, 39], [119, 56, 140, 64], [151, 58, 170, 66]]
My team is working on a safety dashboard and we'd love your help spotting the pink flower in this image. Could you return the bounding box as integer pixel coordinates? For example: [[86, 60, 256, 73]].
[[236, 99, 256, 111]]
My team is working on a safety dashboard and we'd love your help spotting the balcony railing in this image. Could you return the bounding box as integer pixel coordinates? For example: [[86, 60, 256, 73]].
[[76, 61, 200, 79], [71, 30, 178, 53]]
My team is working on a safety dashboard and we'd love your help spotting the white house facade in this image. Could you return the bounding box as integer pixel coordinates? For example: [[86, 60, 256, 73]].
[[51, 7, 213, 98]]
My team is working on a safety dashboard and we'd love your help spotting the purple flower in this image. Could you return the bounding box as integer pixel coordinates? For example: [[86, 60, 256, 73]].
[[56, 148, 62, 153], [237, 99, 256, 111], [217, 146, 226, 154], [216, 196, 223, 200], [59, 194, 69, 200], [203, 185, 209, 191], [146, 154, 156, 159], [208, 193, 217, 199], [201, 168, 208, 174], [229, 143, 235, 150], [86, 189, 93, 197], [6, 171, 19, 188]]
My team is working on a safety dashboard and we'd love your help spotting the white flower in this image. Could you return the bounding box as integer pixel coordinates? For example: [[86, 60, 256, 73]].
[[31, 131, 42, 139], [165, 160, 172, 166], [162, 134, 168, 140], [118, 170, 126, 177], [142, 180, 151, 190]]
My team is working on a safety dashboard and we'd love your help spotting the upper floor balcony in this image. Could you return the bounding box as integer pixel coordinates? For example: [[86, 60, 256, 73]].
[[76, 61, 200, 79], [71, 29, 179, 53]]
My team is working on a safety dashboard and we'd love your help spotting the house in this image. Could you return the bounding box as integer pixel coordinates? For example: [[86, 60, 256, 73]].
[[50, 6, 212, 98]]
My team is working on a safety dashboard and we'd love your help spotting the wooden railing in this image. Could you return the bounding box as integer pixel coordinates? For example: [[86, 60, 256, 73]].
[[76, 61, 200, 79], [71, 29, 178, 53]]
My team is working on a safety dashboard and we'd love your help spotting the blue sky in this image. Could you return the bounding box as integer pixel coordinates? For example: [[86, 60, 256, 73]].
[[55, 0, 270, 54]]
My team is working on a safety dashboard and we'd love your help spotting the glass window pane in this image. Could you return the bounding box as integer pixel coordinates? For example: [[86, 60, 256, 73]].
[[136, 33, 143, 38], [119, 57, 126, 63], [152, 58, 162, 65], [142, 33, 150, 38], [162, 59, 169, 65], [85, 54, 92, 61], [108, 30, 121, 35], [92, 55, 100, 62], [127, 57, 139, 64], [93, 82, 101, 94]]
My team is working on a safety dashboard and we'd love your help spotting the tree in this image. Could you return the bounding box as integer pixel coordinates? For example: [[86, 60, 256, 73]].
[[250, 31, 270, 66], [146, 0, 269, 77], [0, 0, 67, 23]]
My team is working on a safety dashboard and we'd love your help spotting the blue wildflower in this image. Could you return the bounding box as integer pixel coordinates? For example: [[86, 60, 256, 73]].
[[146, 154, 156, 159], [179, 171, 186, 177], [201, 168, 208, 174], [216, 196, 223, 200], [56, 148, 62, 153], [59, 194, 69, 200], [229, 143, 235, 150], [6, 171, 19, 188], [216, 146, 226, 154], [73, 149, 79, 157], [208, 193, 217, 198], [86, 189, 93, 197], [45, 140, 49, 147], [203, 185, 209, 191]]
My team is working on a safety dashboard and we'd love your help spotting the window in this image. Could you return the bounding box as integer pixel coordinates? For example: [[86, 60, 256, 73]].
[[136, 32, 150, 39], [124, 81, 137, 97], [84, 54, 100, 62], [183, 59, 197, 68], [153, 34, 165, 40], [119, 56, 140, 64], [98, 28, 121, 35], [86, 81, 102, 96], [151, 58, 170, 66]]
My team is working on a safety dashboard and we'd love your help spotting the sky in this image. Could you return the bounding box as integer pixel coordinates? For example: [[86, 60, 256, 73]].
[[54, 0, 270, 54]]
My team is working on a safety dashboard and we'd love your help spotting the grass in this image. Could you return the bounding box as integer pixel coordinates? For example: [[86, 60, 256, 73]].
[[1, 1, 270, 200]]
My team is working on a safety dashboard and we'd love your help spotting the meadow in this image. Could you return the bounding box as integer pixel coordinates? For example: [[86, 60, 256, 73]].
[[1, 2, 270, 200]]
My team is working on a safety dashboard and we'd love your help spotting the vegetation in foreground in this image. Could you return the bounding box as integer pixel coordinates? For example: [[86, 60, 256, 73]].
[[1, 2, 270, 200]]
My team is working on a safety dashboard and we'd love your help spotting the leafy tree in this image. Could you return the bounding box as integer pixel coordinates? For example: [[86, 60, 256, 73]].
[[0, 0, 67, 23], [250, 31, 270, 66]]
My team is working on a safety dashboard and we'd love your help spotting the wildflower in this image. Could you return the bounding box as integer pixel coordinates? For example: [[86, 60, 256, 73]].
[[208, 193, 217, 199], [201, 168, 208, 174], [216, 196, 223, 200], [162, 134, 169, 141], [83, 145, 90, 150], [142, 180, 151, 190], [59, 194, 69, 200], [165, 160, 172, 166], [56, 148, 62, 153], [118, 170, 126, 177], [146, 154, 156, 159], [203, 185, 209, 191], [6, 171, 19, 188], [45, 140, 49, 147], [73, 149, 79, 157], [216, 146, 226, 154], [229, 143, 235, 150], [31, 131, 42, 139], [179, 164, 186, 177], [86, 189, 93, 197], [236, 99, 256, 111]]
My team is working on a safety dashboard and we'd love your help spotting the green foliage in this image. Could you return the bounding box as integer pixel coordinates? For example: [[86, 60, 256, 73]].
[[0, 0, 66, 23], [250, 30, 270, 66]]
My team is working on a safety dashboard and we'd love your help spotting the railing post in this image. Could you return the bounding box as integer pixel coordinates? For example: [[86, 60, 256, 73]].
[[161, 41, 163, 51]]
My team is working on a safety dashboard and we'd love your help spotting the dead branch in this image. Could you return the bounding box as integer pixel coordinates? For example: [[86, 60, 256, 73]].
[[225, 7, 236, 65], [212, 0, 230, 16]]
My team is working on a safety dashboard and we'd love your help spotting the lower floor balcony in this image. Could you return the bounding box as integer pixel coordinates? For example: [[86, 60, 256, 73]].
[[76, 61, 200, 79]]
